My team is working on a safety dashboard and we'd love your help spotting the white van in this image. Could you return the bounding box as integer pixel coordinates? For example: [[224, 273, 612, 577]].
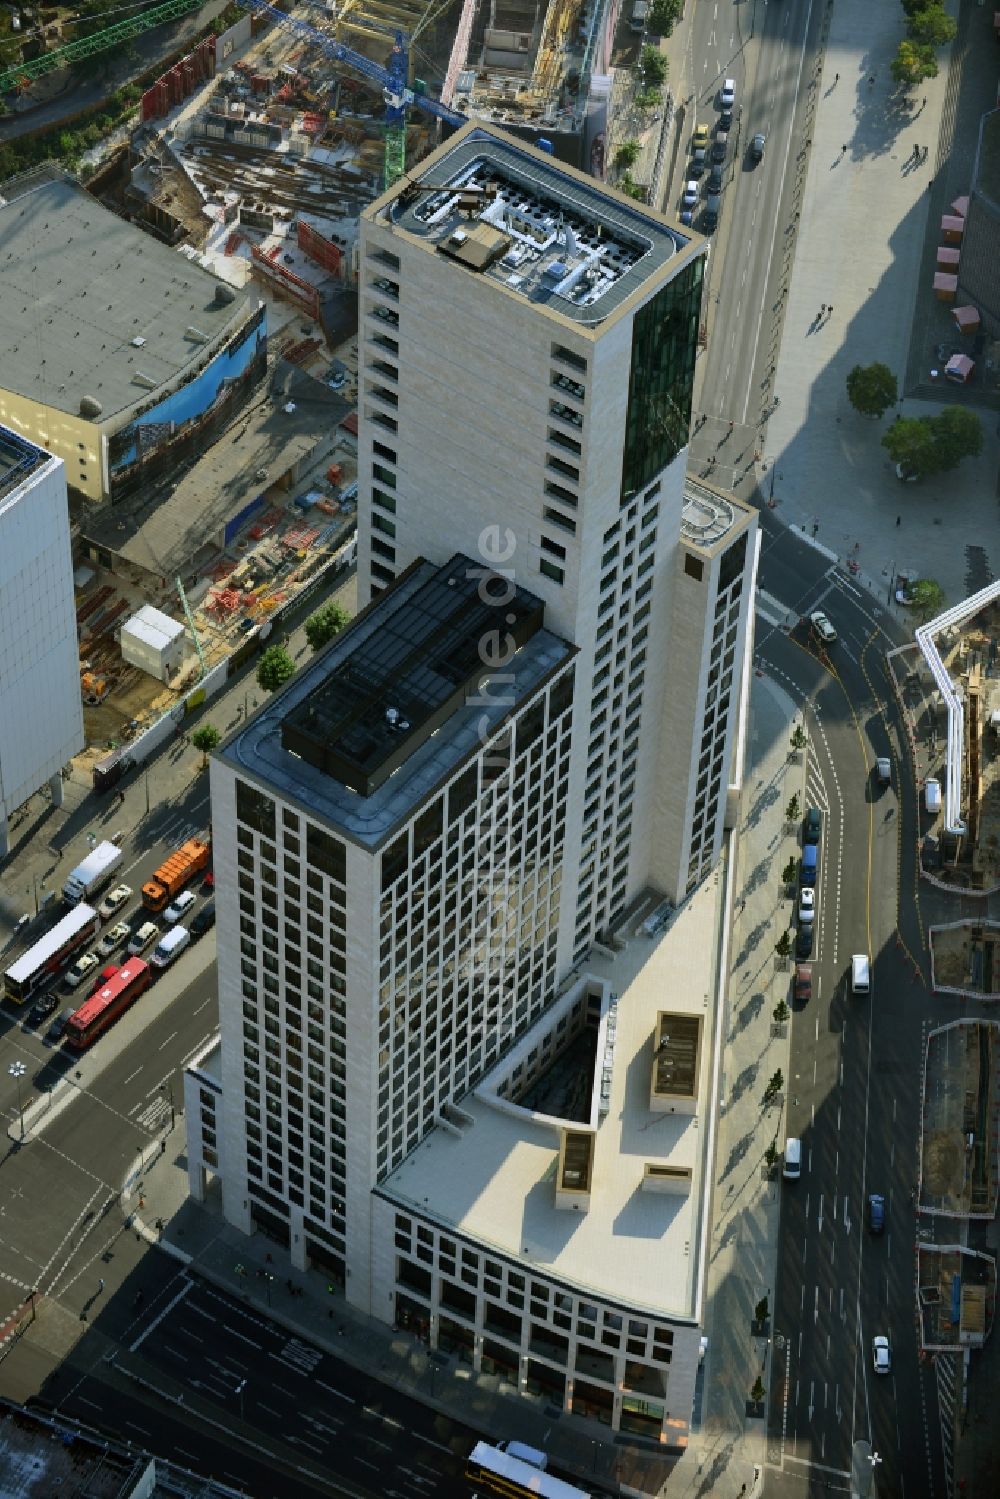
[[924, 777, 942, 813], [151, 925, 191, 970], [851, 953, 870, 995], [630, 0, 648, 31], [783, 1138, 802, 1180]]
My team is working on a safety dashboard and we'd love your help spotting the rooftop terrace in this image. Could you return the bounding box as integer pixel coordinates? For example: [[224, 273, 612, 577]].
[[0, 428, 49, 506], [380, 125, 693, 326], [382, 869, 723, 1319], [223, 553, 573, 846]]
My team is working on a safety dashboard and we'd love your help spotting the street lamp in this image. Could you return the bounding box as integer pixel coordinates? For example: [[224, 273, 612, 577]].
[[235, 1377, 247, 1421], [9, 1061, 26, 1141], [161, 1081, 175, 1131]]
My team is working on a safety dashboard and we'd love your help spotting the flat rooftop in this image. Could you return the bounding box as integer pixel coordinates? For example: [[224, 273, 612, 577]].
[[223, 554, 573, 847], [282, 554, 545, 796], [82, 361, 343, 576], [681, 479, 754, 552], [379, 125, 693, 327], [382, 872, 722, 1319], [0, 170, 255, 422], [0, 426, 49, 505]]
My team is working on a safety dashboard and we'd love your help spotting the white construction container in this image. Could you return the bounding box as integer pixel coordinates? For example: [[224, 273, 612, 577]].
[[121, 606, 185, 683]]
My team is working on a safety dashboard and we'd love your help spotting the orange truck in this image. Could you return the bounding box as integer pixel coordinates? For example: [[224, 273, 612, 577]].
[[142, 838, 211, 911]]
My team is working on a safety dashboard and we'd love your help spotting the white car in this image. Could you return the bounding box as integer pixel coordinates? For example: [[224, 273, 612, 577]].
[[798, 888, 816, 924], [128, 921, 159, 956], [64, 950, 100, 990], [809, 610, 837, 644], [97, 920, 131, 957], [682, 180, 699, 210], [720, 77, 736, 109], [872, 1335, 891, 1375], [163, 889, 197, 925], [99, 883, 133, 920]]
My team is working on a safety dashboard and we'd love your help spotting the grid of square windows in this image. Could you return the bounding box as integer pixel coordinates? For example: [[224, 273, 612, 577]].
[[235, 791, 350, 1258], [574, 483, 660, 948], [685, 547, 747, 892], [375, 667, 575, 1178]]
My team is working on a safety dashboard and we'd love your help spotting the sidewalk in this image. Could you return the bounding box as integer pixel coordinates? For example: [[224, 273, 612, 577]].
[[667, 677, 804, 1497], [761, 0, 999, 609]]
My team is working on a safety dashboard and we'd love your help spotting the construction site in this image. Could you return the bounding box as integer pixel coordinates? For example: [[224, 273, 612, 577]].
[[917, 1244, 996, 1352], [886, 578, 1000, 894], [918, 1020, 999, 1219], [930, 920, 1000, 1000]]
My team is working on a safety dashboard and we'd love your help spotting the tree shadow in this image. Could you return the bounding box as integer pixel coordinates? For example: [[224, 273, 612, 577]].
[[743, 780, 781, 832], [728, 1059, 760, 1103], [721, 1129, 755, 1181], [732, 989, 767, 1035], [740, 853, 773, 900]]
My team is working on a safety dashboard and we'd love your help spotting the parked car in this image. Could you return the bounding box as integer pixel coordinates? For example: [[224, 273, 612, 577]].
[[749, 131, 766, 161], [798, 888, 816, 924], [872, 1335, 891, 1374], [63, 951, 100, 991], [719, 104, 733, 131], [868, 1193, 885, 1233], [720, 77, 736, 109], [46, 1010, 70, 1042], [692, 122, 709, 151], [809, 610, 837, 644], [163, 889, 197, 925], [707, 164, 724, 194], [31, 992, 60, 1024], [711, 133, 727, 165], [682, 180, 699, 210], [803, 807, 822, 845], [794, 963, 813, 1003], [97, 919, 131, 957], [128, 921, 159, 957], [691, 144, 707, 177], [98, 883, 133, 920], [703, 194, 721, 231], [190, 900, 216, 939], [795, 925, 814, 959]]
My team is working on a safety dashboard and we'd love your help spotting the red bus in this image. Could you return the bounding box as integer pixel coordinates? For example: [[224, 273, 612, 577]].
[[65, 957, 152, 1050]]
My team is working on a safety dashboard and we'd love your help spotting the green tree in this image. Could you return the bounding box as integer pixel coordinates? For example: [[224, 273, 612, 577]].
[[764, 1141, 779, 1169], [750, 1375, 765, 1403], [639, 44, 668, 88], [648, 0, 683, 33], [775, 931, 792, 959], [932, 406, 982, 469], [619, 172, 647, 200], [882, 415, 938, 479], [614, 140, 640, 171], [764, 1068, 784, 1101], [845, 362, 898, 419], [191, 724, 221, 768], [890, 39, 938, 87], [782, 856, 797, 886], [634, 88, 662, 111], [909, 578, 946, 620], [790, 724, 808, 751], [754, 1295, 770, 1324], [907, 5, 956, 47], [257, 644, 296, 693], [773, 998, 790, 1025], [304, 600, 351, 653], [785, 793, 800, 822]]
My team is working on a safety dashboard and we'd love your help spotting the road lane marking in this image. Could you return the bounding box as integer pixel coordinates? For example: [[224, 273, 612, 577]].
[[411, 1434, 452, 1454], [157, 1031, 178, 1051], [130, 1281, 191, 1352], [123, 1067, 143, 1085], [315, 1378, 355, 1403]]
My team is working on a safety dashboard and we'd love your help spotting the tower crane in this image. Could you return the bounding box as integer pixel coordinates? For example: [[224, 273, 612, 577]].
[[234, 0, 465, 185]]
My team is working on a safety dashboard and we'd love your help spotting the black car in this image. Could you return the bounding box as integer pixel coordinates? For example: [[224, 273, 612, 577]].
[[795, 925, 814, 959], [31, 992, 59, 1023], [190, 900, 216, 938], [749, 132, 766, 162], [719, 106, 733, 131], [803, 807, 822, 845], [711, 137, 727, 165], [46, 1010, 70, 1042], [707, 165, 724, 194], [703, 194, 721, 231]]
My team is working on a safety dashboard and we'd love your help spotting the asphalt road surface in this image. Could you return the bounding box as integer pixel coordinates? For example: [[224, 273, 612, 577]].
[[753, 521, 946, 1497], [35, 1269, 475, 1498]]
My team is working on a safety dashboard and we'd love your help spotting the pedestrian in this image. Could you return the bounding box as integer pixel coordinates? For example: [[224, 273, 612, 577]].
[[728, 419, 734, 431], [868, 74, 875, 88], [827, 305, 833, 315], [834, 72, 839, 84], [841, 143, 847, 154], [896, 515, 901, 527], [98, 1278, 105, 1293], [921, 97, 926, 108]]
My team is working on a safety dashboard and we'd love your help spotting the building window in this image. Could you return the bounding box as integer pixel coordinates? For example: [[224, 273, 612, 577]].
[[236, 780, 275, 838], [621, 255, 704, 500]]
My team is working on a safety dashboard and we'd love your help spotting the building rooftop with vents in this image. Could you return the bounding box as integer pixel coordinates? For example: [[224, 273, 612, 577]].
[[680, 480, 754, 553], [376, 125, 695, 327], [0, 169, 255, 423], [223, 553, 574, 846]]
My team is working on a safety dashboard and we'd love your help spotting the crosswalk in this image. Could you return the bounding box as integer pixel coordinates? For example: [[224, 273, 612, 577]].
[[935, 1351, 958, 1496], [280, 1336, 323, 1375]]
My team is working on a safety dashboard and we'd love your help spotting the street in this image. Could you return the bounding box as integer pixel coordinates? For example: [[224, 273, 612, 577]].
[[750, 519, 947, 1496]]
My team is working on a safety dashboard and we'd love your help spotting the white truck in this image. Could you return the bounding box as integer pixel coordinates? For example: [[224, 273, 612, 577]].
[[630, 0, 649, 31], [62, 841, 124, 906]]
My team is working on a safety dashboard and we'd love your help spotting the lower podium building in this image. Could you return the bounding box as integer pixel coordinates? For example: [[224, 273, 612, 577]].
[[190, 538, 741, 1449]]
